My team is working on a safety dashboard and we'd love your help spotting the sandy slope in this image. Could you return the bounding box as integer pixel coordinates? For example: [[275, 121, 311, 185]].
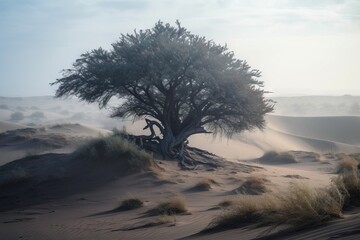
[[189, 117, 360, 161], [267, 115, 360, 145], [1, 96, 360, 239], [0, 120, 25, 133], [1, 96, 360, 159], [0, 123, 110, 166], [0, 149, 348, 240]]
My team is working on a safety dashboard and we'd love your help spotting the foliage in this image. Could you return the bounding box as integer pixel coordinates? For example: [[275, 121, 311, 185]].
[[150, 196, 187, 215], [52, 21, 273, 165], [73, 136, 155, 173], [117, 197, 144, 211], [333, 169, 360, 207]]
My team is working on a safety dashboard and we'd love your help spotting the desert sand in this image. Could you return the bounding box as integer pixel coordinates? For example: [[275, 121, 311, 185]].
[[0, 96, 360, 240]]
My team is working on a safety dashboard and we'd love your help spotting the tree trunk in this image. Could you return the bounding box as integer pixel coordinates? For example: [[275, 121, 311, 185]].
[[158, 123, 201, 169], [133, 119, 211, 169]]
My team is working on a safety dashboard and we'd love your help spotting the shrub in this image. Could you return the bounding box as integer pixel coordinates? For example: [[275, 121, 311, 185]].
[[206, 182, 344, 232], [72, 136, 155, 173], [333, 169, 360, 208], [207, 195, 277, 231], [233, 176, 267, 195], [278, 182, 344, 227], [336, 156, 358, 173], [10, 111, 25, 121], [116, 197, 144, 211], [150, 196, 187, 215], [191, 178, 217, 191]]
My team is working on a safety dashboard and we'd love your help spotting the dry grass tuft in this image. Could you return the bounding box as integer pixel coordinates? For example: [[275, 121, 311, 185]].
[[206, 182, 344, 232], [277, 182, 344, 226], [233, 176, 268, 195], [116, 197, 144, 211], [333, 169, 360, 208], [72, 136, 156, 173], [207, 195, 277, 231], [150, 196, 188, 215], [191, 178, 218, 191], [336, 156, 358, 173]]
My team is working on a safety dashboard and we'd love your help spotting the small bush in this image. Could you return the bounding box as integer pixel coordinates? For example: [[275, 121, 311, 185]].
[[336, 156, 358, 173], [73, 136, 154, 173], [191, 178, 217, 191], [10, 111, 25, 121], [150, 196, 187, 215], [333, 169, 360, 208], [206, 182, 344, 232], [233, 176, 267, 195], [278, 182, 344, 226], [194, 180, 211, 191], [207, 195, 277, 231], [116, 197, 144, 211]]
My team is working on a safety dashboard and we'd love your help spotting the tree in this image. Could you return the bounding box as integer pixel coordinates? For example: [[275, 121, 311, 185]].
[[51, 21, 274, 168]]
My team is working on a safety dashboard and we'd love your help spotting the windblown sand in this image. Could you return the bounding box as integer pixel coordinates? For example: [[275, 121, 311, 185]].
[[0, 96, 360, 240]]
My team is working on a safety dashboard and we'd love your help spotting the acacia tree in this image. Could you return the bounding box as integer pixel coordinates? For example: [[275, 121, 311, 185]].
[[52, 21, 273, 168]]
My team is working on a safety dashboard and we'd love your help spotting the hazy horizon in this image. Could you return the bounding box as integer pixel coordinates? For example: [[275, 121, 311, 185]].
[[1, 0, 360, 97]]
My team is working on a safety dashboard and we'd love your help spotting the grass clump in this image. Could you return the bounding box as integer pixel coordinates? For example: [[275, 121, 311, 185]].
[[278, 182, 344, 226], [191, 178, 218, 191], [336, 156, 358, 173], [116, 197, 144, 211], [72, 136, 155, 173], [233, 176, 268, 195], [207, 195, 277, 231], [206, 182, 344, 232], [150, 196, 188, 215], [333, 169, 360, 208]]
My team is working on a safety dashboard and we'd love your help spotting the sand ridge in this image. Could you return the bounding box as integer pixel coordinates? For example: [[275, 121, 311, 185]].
[[1, 96, 360, 239]]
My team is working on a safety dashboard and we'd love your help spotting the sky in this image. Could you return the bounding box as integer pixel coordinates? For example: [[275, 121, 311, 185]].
[[0, 0, 360, 97]]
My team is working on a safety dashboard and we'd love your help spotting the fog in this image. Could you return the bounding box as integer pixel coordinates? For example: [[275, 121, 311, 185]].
[[1, 0, 360, 97]]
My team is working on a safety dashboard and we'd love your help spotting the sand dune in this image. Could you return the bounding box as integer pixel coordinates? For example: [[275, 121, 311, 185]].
[[1, 96, 360, 239], [0, 123, 110, 166], [0, 120, 25, 133], [267, 115, 360, 145], [189, 116, 360, 161]]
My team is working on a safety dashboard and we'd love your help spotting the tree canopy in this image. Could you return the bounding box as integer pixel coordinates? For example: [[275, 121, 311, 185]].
[[52, 21, 273, 168]]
